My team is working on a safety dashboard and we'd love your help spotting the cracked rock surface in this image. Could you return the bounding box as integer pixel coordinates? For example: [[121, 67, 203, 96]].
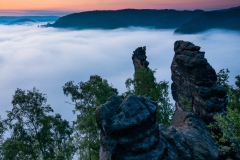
[[96, 95, 219, 160]]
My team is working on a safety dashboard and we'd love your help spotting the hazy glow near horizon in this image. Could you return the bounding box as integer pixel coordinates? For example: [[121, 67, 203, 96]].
[[1, 0, 240, 11]]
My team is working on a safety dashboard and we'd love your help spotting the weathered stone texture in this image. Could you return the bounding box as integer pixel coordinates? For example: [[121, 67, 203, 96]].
[[132, 46, 149, 71], [171, 40, 227, 124], [96, 42, 229, 160], [96, 95, 219, 160]]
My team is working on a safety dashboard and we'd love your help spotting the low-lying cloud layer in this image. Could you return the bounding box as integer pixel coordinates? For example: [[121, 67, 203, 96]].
[[0, 24, 239, 121]]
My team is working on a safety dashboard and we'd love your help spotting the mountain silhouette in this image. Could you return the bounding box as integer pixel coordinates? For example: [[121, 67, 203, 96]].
[[48, 9, 203, 29], [175, 6, 240, 34]]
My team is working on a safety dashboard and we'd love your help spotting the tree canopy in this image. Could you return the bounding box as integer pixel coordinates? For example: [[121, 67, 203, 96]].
[[1, 88, 75, 160], [209, 69, 240, 154], [63, 75, 118, 160]]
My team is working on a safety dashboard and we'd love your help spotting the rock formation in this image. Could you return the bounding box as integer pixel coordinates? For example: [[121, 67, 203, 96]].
[[96, 95, 219, 160], [132, 46, 149, 71], [96, 41, 227, 160], [171, 40, 227, 125], [96, 95, 165, 159]]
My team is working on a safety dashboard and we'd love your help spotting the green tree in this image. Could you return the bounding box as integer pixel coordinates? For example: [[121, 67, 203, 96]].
[[217, 68, 230, 90], [228, 75, 240, 111], [124, 67, 174, 125], [63, 75, 118, 160], [209, 69, 240, 153], [1, 88, 75, 160], [217, 68, 233, 99], [0, 116, 6, 158]]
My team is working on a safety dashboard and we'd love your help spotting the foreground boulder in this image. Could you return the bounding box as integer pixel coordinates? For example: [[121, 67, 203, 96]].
[[96, 95, 164, 159], [96, 95, 219, 159]]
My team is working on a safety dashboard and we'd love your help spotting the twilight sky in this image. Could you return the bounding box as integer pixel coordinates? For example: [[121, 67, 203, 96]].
[[1, 0, 240, 12]]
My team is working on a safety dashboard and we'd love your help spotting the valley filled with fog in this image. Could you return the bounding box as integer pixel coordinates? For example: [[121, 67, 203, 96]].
[[0, 23, 239, 121]]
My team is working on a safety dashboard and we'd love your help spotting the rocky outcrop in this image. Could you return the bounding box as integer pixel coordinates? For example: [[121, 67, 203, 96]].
[[96, 95, 166, 159], [96, 95, 219, 160], [132, 46, 149, 71], [96, 41, 227, 159], [171, 40, 227, 125]]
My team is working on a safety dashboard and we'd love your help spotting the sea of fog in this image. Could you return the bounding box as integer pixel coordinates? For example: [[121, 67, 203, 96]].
[[0, 23, 240, 121]]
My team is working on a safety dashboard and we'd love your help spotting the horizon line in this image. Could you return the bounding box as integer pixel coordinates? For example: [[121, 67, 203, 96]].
[[0, 5, 239, 16]]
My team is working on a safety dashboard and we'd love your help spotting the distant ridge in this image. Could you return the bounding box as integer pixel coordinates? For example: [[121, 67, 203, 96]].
[[175, 6, 240, 34], [7, 18, 36, 25], [0, 16, 59, 25], [47, 7, 240, 34], [47, 9, 204, 30]]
